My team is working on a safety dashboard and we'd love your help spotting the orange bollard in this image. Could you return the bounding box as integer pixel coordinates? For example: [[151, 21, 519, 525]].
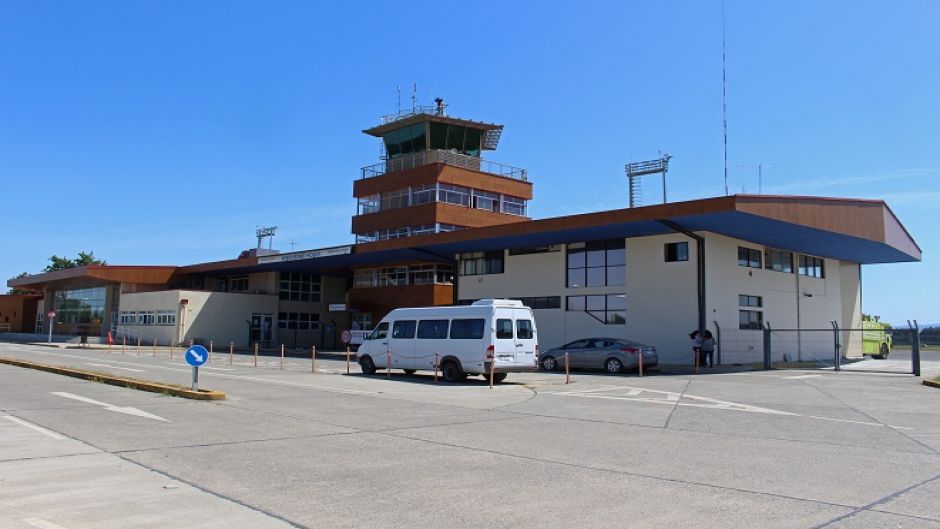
[[209, 341, 214, 363], [229, 342, 234, 365], [434, 353, 439, 383], [136, 337, 141, 355], [122, 336, 126, 355], [254, 343, 258, 367], [565, 353, 570, 384], [345, 346, 350, 375], [312, 346, 317, 374], [695, 349, 700, 374], [386, 350, 391, 378], [170, 342, 174, 359], [638, 349, 644, 377], [280, 344, 284, 370], [153, 337, 157, 356], [489, 356, 495, 390]]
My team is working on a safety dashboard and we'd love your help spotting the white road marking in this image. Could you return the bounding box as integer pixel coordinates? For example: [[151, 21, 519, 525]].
[[51, 392, 170, 422], [549, 386, 914, 429], [783, 374, 822, 380], [21, 518, 70, 529], [84, 362, 145, 373], [2, 415, 66, 440]]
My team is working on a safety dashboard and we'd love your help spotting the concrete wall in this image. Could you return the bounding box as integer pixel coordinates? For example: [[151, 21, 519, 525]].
[[458, 232, 862, 366], [117, 290, 278, 347]]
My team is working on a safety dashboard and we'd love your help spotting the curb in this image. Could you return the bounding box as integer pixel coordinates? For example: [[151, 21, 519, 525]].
[[923, 379, 940, 390], [0, 357, 226, 400]]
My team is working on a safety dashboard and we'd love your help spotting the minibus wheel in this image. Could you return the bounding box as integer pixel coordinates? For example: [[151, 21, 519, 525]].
[[441, 361, 466, 383], [492, 373, 508, 383], [360, 356, 376, 375], [403, 369, 416, 375]]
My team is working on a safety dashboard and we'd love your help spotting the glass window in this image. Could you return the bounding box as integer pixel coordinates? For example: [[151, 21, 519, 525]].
[[738, 247, 762, 268], [383, 122, 427, 159], [392, 320, 416, 339], [53, 286, 107, 325], [566, 294, 626, 325], [278, 272, 321, 302], [564, 339, 591, 349], [371, 322, 389, 340], [665, 242, 689, 262], [381, 188, 410, 211], [739, 310, 763, 330], [501, 195, 527, 216], [739, 295, 762, 308], [412, 184, 436, 205], [517, 320, 534, 339], [358, 194, 380, 215], [156, 310, 176, 325], [417, 319, 449, 339], [495, 319, 513, 339], [138, 311, 155, 325], [766, 248, 794, 273], [567, 239, 625, 288], [509, 245, 560, 256], [510, 296, 561, 309], [799, 255, 825, 278], [438, 184, 470, 207], [450, 319, 485, 339], [459, 251, 503, 276], [472, 190, 500, 212]]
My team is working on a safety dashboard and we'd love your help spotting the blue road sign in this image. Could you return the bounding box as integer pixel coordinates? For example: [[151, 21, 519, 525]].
[[185, 345, 209, 367]]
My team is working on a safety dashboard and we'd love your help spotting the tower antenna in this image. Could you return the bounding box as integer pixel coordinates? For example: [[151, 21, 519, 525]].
[[722, 0, 729, 196], [737, 163, 775, 194]]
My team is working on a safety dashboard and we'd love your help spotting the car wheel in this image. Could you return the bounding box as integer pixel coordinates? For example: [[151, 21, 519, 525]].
[[441, 361, 465, 383], [403, 369, 417, 375], [491, 372, 508, 383], [879, 343, 889, 360], [541, 355, 557, 371], [359, 356, 376, 375], [604, 357, 624, 374]]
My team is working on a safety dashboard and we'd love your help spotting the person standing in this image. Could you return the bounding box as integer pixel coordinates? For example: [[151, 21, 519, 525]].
[[700, 330, 716, 368], [689, 330, 702, 367]]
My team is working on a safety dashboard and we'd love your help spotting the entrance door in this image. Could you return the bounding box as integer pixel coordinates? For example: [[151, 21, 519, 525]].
[[250, 313, 274, 347]]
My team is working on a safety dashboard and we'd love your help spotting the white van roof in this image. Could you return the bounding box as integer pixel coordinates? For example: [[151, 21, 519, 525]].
[[471, 299, 525, 308]]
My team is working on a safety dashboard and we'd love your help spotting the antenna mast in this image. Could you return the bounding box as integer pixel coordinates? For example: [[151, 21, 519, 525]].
[[737, 163, 775, 194], [256, 225, 277, 250], [722, 0, 729, 196], [625, 152, 672, 208]]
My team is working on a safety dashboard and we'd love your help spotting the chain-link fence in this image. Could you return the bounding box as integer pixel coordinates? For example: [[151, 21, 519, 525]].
[[713, 321, 927, 375]]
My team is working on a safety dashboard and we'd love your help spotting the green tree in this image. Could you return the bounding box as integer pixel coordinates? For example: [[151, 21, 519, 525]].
[[7, 272, 33, 294], [43, 251, 106, 272]]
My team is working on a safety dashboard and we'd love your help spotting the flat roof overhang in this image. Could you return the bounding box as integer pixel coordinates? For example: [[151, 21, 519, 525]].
[[7, 265, 178, 292], [363, 114, 503, 138], [181, 195, 921, 276]]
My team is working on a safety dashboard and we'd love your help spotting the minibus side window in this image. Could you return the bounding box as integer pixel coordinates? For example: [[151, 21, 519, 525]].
[[517, 320, 534, 339], [450, 319, 485, 339], [392, 320, 416, 339], [371, 322, 389, 340], [417, 320, 449, 339], [495, 319, 513, 339]]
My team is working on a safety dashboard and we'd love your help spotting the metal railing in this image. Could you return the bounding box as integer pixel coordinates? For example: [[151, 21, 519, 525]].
[[360, 149, 528, 181], [379, 106, 441, 125]]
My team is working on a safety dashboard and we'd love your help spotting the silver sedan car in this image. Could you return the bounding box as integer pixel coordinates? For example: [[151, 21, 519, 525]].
[[540, 338, 658, 374]]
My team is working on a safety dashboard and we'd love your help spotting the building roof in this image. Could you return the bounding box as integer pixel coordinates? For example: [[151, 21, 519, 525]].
[[7, 265, 177, 292], [8, 195, 921, 290], [363, 113, 503, 138]]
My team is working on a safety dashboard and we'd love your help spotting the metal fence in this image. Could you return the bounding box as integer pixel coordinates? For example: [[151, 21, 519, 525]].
[[713, 321, 925, 375]]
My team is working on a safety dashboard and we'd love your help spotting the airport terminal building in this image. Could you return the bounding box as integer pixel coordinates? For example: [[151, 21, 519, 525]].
[[7, 106, 921, 364]]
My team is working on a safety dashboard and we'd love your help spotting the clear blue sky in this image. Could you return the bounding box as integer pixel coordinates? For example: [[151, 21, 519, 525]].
[[1, 1, 937, 325]]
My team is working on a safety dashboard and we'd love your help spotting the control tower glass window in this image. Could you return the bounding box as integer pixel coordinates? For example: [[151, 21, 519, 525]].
[[384, 123, 427, 158], [429, 123, 483, 157]]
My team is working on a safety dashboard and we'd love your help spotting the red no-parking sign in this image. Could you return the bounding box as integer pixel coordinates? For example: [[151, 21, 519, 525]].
[[47, 310, 56, 319]]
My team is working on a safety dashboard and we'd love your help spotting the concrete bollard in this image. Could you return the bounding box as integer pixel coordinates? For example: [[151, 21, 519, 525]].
[[345, 346, 350, 375], [229, 342, 234, 365], [254, 343, 258, 367], [434, 353, 439, 383], [280, 344, 285, 370], [312, 346, 317, 374], [638, 349, 644, 377]]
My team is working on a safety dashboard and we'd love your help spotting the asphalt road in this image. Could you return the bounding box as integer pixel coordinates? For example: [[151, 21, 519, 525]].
[[1, 342, 939, 529]]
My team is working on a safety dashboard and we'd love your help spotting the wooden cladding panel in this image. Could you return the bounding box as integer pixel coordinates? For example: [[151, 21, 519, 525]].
[[353, 163, 533, 200], [352, 203, 529, 235]]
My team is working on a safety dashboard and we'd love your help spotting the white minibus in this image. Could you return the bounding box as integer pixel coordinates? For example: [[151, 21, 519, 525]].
[[356, 299, 539, 383]]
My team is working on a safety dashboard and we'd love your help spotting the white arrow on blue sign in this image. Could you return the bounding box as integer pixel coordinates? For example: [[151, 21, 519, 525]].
[[185, 345, 209, 367]]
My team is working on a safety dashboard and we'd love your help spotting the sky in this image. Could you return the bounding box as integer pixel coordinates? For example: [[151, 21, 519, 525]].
[[1, 0, 937, 325]]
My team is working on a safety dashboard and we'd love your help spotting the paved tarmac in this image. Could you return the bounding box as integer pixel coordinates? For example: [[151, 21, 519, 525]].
[[1, 341, 939, 528]]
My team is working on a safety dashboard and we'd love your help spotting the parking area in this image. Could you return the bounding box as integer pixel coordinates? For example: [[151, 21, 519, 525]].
[[2, 341, 940, 528]]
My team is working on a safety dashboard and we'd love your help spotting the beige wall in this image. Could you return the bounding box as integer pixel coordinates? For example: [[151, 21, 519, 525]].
[[458, 232, 863, 366], [118, 290, 278, 347]]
